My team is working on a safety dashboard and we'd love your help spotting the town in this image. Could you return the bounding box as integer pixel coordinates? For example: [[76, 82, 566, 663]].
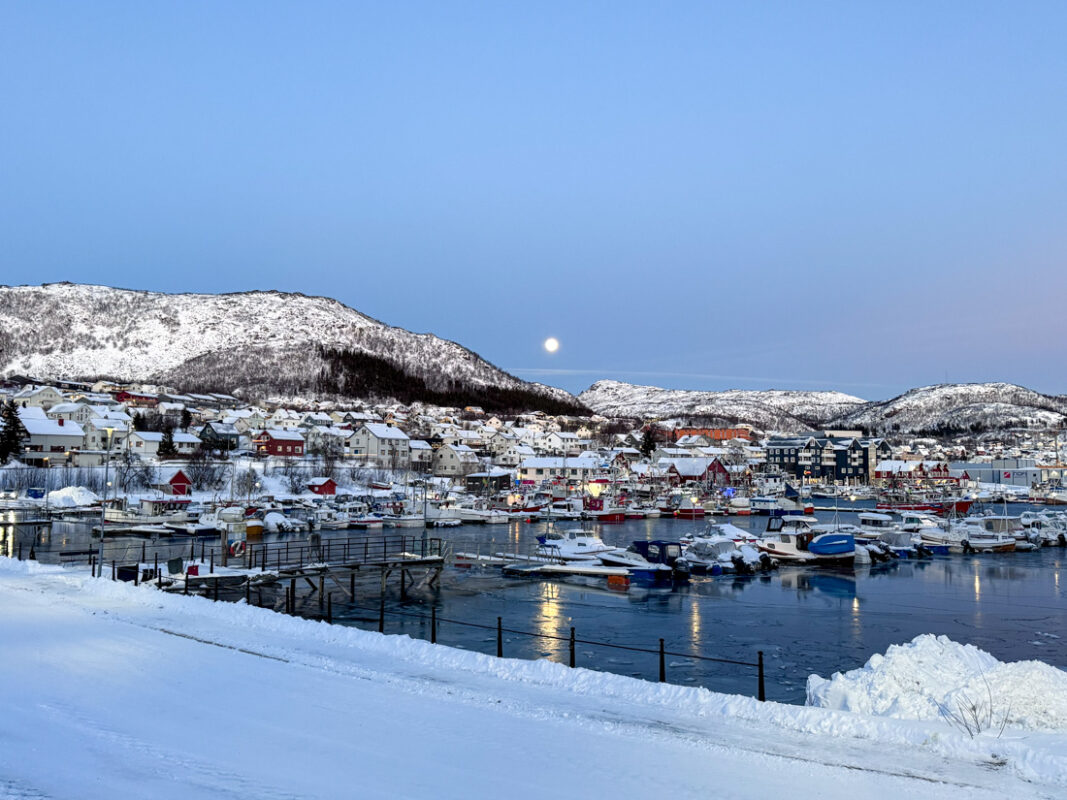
[[3, 376, 1066, 510]]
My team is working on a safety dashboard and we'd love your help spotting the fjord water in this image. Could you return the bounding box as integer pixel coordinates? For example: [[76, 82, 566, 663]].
[[337, 506, 1067, 704]]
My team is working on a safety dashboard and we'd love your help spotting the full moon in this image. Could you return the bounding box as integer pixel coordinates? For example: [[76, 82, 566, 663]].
[[543, 337, 560, 353]]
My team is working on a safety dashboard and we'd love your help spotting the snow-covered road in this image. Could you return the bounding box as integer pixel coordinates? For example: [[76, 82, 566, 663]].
[[0, 559, 1063, 799]]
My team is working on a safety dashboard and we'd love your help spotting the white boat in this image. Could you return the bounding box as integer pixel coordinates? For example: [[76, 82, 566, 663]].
[[682, 534, 765, 573], [922, 518, 1016, 553], [855, 512, 899, 540], [757, 516, 856, 566], [536, 528, 617, 561]]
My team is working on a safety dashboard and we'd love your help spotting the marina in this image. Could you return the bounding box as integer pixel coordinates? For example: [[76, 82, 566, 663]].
[[8, 500, 1064, 704]]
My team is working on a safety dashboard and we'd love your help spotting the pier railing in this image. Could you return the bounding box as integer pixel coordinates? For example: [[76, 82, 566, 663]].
[[54, 533, 447, 573], [336, 601, 768, 701]]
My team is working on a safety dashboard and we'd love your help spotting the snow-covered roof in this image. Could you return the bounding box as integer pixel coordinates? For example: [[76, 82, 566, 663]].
[[132, 431, 200, 444], [259, 429, 305, 442], [20, 418, 84, 438], [361, 423, 410, 441]]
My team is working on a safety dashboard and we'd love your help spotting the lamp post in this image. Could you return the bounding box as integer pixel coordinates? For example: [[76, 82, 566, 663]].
[[97, 428, 114, 574]]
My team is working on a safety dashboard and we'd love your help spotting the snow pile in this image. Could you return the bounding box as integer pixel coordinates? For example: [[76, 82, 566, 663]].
[[807, 634, 1067, 732], [45, 485, 100, 507]]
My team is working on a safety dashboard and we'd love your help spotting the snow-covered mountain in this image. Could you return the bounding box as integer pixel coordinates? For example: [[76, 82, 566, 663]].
[[831, 383, 1067, 435], [578, 380, 868, 432], [579, 379, 1067, 434], [0, 283, 583, 413]]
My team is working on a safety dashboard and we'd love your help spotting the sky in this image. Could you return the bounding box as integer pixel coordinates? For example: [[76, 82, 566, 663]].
[[2, 2, 1066, 400]]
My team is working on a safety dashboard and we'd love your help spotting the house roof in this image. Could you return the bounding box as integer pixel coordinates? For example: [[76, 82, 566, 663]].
[[362, 423, 410, 441], [259, 429, 305, 442]]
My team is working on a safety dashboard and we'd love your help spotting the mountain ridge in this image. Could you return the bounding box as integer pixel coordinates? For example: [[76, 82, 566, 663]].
[[0, 283, 585, 414], [578, 379, 1067, 434]]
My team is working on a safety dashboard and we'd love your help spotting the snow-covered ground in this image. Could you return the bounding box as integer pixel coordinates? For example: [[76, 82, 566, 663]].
[[1, 559, 1064, 799]]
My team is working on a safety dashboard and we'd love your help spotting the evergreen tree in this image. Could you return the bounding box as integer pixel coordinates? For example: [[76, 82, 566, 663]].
[[133, 412, 148, 432], [179, 408, 192, 431], [0, 400, 27, 462], [158, 424, 178, 458], [639, 427, 657, 459]]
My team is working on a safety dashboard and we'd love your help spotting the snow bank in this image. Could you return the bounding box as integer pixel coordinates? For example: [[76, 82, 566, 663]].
[[46, 485, 100, 507], [807, 634, 1067, 732]]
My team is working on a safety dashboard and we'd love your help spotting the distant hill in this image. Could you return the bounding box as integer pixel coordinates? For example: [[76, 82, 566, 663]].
[[577, 380, 867, 432], [579, 379, 1067, 435], [0, 283, 586, 415]]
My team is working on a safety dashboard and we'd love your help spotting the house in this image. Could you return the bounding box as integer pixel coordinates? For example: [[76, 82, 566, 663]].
[[495, 443, 535, 468], [128, 430, 201, 458], [84, 418, 132, 452], [17, 409, 85, 466], [673, 426, 754, 442], [516, 456, 601, 485], [199, 421, 241, 451], [45, 402, 97, 426], [348, 423, 411, 468], [114, 390, 159, 409], [307, 477, 338, 496], [874, 460, 952, 484], [408, 440, 434, 473], [432, 444, 480, 477], [766, 433, 891, 483], [13, 385, 66, 411], [305, 426, 351, 455], [252, 429, 305, 457], [155, 467, 193, 496]]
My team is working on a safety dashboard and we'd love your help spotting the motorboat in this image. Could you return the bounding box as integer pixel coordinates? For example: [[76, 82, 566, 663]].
[[921, 518, 1016, 554], [757, 516, 855, 566], [536, 528, 617, 561], [682, 534, 768, 574], [855, 512, 899, 540]]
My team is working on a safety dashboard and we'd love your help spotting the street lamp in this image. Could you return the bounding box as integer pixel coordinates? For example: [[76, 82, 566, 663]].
[[96, 427, 114, 575]]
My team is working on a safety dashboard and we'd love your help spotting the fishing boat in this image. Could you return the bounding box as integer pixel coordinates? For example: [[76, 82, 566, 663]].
[[757, 516, 856, 566]]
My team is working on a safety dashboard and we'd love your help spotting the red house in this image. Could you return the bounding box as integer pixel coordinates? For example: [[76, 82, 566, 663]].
[[156, 467, 192, 496], [114, 390, 159, 408], [253, 429, 305, 457], [307, 477, 337, 496]]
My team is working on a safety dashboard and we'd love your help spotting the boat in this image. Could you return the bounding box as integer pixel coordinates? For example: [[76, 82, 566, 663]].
[[757, 516, 856, 566], [535, 527, 617, 561], [658, 492, 706, 519], [749, 484, 813, 516], [681, 534, 768, 574], [920, 518, 1016, 554], [854, 512, 899, 540], [599, 540, 689, 583]]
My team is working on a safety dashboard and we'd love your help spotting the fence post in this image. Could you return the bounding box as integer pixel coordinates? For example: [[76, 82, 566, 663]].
[[658, 639, 666, 683], [758, 651, 766, 702], [327, 593, 333, 624], [17, 543, 22, 560], [111, 560, 116, 581], [210, 551, 214, 574], [190, 541, 195, 560], [245, 578, 251, 605], [289, 579, 296, 615], [431, 606, 437, 644], [497, 617, 503, 658], [200, 541, 205, 563], [141, 541, 146, 563], [378, 593, 385, 633], [154, 553, 159, 578], [349, 571, 355, 598], [569, 627, 576, 668]]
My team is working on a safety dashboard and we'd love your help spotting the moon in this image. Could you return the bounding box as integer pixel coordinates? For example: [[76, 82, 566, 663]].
[[543, 337, 560, 353]]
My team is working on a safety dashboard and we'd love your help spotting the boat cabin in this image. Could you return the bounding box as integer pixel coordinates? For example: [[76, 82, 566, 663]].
[[629, 540, 685, 566]]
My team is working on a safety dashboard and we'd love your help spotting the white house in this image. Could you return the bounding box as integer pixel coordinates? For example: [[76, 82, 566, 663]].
[[128, 430, 201, 458], [432, 444, 480, 477], [348, 423, 411, 468]]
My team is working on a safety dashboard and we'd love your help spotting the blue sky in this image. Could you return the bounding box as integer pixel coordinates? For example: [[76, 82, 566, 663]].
[[3, 2, 1066, 400]]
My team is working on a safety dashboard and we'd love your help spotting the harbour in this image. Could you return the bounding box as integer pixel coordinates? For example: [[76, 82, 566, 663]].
[[9, 502, 1064, 704]]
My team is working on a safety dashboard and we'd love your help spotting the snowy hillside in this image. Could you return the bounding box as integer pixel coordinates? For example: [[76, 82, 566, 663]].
[[580, 380, 1067, 434], [578, 380, 867, 432], [831, 383, 1067, 434], [0, 284, 582, 412]]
